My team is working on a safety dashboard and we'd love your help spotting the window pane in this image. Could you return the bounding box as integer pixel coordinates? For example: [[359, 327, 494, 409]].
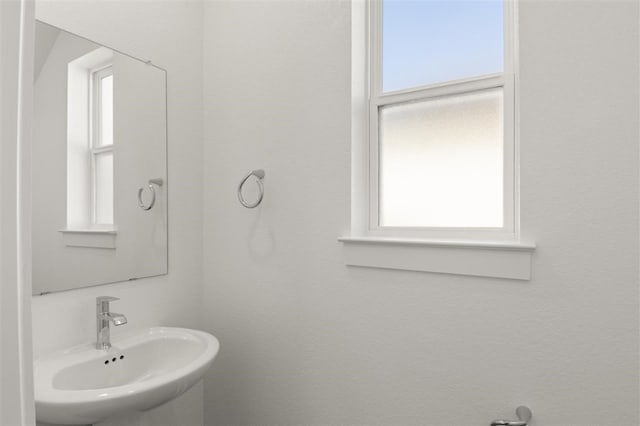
[[99, 74, 113, 146], [94, 151, 113, 224], [379, 88, 503, 228], [382, 0, 503, 92]]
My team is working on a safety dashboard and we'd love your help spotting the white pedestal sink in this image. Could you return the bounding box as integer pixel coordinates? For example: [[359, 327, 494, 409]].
[[34, 327, 220, 425]]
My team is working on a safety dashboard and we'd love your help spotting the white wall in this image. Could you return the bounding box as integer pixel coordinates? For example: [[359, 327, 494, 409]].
[[201, 1, 639, 426], [30, 4, 203, 424]]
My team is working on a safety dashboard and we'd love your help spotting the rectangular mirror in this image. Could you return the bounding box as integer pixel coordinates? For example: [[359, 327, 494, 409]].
[[33, 21, 168, 295]]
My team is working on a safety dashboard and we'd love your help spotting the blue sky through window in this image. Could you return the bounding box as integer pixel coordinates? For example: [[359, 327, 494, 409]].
[[382, 0, 503, 92]]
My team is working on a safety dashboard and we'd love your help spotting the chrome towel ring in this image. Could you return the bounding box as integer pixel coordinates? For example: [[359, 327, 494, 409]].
[[238, 169, 265, 208], [138, 178, 164, 211]]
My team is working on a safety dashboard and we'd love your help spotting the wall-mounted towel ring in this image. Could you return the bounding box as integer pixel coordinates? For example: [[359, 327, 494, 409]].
[[138, 178, 164, 211], [238, 169, 265, 208]]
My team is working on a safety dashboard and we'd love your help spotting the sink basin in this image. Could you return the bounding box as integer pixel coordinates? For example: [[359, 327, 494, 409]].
[[34, 327, 220, 425]]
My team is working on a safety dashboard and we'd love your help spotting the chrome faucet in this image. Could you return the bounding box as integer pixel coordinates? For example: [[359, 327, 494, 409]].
[[96, 296, 127, 350]]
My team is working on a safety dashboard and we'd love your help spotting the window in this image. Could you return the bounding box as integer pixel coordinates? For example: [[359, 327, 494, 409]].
[[90, 66, 114, 225], [369, 0, 515, 240], [65, 47, 116, 246], [341, 0, 534, 280]]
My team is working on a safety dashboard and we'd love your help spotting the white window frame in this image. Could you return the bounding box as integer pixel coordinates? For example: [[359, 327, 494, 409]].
[[89, 65, 114, 226], [368, 0, 517, 241], [340, 0, 535, 280]]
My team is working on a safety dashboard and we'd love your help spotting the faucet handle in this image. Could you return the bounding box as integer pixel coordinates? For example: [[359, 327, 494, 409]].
[[96, 296, 120, 312], [97, 296, 119, 303]]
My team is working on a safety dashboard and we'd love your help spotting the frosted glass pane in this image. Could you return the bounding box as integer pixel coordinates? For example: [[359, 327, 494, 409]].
[[94, 152, 113, 224], [382, 0, 503, 92], [99, 75, 113, 146], [379, 88, 503, 228]]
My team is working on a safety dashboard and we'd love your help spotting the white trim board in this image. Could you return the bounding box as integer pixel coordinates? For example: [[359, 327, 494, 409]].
[[339, 237, 535, 280]]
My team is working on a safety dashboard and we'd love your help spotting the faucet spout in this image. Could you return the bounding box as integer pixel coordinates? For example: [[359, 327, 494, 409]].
[[99, 312, 128, 326], [96, 297, 127, 350]]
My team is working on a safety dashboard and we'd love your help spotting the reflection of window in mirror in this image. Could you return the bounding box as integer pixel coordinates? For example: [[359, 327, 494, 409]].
[[90, 66, 114, 225], [66, 47, 115, 231]]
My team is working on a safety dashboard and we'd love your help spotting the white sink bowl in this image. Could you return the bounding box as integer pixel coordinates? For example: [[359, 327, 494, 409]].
[[34, 327, 220, 425]]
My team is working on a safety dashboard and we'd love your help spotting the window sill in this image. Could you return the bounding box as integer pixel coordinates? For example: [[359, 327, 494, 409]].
[[338, 236, 535, 280], [59, 228, 117, 249]]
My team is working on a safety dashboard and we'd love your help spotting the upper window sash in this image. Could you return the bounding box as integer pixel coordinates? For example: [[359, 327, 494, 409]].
[[90, 65, 114, 149], [89, 65, 114, 226], [366, 0, 517, 241], [369, 0, 515, 97]]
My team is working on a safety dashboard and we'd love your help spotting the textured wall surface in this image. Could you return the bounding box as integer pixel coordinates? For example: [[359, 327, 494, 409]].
[[202, 1, 639, 425]]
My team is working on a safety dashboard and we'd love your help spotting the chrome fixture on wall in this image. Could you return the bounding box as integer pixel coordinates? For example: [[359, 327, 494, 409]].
[[96, 296, 127, 350], [138, 178, 164, 211], [238, 169, 265, 208], [491, 406, 532, 426]]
